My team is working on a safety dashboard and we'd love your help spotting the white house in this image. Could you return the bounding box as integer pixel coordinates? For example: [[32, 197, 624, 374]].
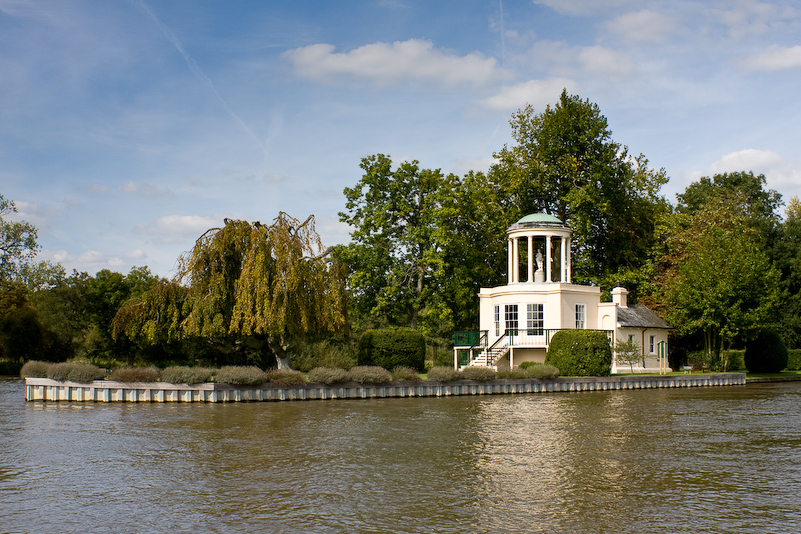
[[453, 213, 671, 374]]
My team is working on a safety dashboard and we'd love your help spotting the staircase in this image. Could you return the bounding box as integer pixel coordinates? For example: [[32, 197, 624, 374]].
[[463, 332, 510, 369]]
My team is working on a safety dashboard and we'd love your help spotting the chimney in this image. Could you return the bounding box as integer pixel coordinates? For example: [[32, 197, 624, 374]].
[[612, 286, 628, 308]]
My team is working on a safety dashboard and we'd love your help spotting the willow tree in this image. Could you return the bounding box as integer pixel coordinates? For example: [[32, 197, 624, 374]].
[[177, 213, 347, 369]]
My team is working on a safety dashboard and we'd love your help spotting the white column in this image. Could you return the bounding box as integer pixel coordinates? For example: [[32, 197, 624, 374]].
[[508, 238, 513, 283], [527, 235, 534, 283], [512, 237, 519, 283], [560, 236, 567, 283], [545, 236, 552, 283], [566, 238, 571, 283]]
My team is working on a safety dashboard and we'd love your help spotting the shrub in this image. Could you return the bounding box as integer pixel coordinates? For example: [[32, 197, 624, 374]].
[[214, 366, 267, 386], [308, 367, 350, 385], [47, 362, 105, 383], [460, 366, 496, 381], [391, 366, 423, 383], [265, 369, 307, 387], [745, 329, 788, 373], [518, 361, 539, 370], [347, 365, 392, 384], [526, 363, 560, 380], [721, 350, 746, 371], [358, 327, 426, 372], [20, 360, 49, 378], [786, 349, 801, 371], [108, 367, 159, 382], [290, 339, 357, 372], [426, 366, 461, 382], [160, 366, 214, 385], [545, 330, 612, 377], [496, 368, 528, 379]]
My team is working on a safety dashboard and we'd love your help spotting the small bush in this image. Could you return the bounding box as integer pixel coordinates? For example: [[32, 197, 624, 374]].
[[545, 330, 612, 377], [426, 366, 461, 382], [290, 339, 357, 372], [358, 327, 426, 372], [308, 367, 350, 385], [265, 369, 307, 387], [721, 350, 746, 371], [214, 366, 267, 386], [108, 367, 159, 382], [460, 366, 496, 381], [745, 329, 788, 373], [391, 366, 423, 383], [47, 362, 105, 383], [786, 349, 801, 371], [20, 360, 49, 378], [518, 361, 540, 370], [526, 363, 560, 380], [160, 366, 214, 385], [496, 368, 529, 379], [347, 365, 392, 384]]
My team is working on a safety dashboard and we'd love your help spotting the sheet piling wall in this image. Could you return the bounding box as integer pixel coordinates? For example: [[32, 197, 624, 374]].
[[25, 373, 747, 403]]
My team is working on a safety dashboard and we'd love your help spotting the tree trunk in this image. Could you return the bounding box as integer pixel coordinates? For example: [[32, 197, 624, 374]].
[[268, 335, 292, 370]]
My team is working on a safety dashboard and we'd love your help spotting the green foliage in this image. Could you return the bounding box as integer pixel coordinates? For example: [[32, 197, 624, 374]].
[[177, 214, 348, 369], [545, 330, 612, 377], [525, 363, 560, 380], [787, 350, 801, 371], [745, 329, 789, 373], [308, 366, 350, 385], [160, 366, 214, 385], [108, 367, 160, 382], [391, 366, 423, 382], [265, 369, 307, 387], [214, 366, 267, 386], [357, 327, 426, 372], [289, 338, 356, 372], [427, 365, 461, 382], [20, 360, 49, 378], [613, 339, 641, 372], [0, 195, 40, 281], [346, 365, 392, 384], [496, 368, 529, 379], [721, 350, 746, 372], [46, 362, 105, 383], [460, 366, 496, 381], [339, 154, 460, 333]]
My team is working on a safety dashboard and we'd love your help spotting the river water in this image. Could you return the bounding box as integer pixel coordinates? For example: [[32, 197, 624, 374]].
[[1, 377, 800, 533]]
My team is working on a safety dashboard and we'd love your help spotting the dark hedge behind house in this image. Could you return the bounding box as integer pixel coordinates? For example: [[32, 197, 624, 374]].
[[357, 327, 426, 372], [745, 329, 789, 373], [545, 330, 612, 377]]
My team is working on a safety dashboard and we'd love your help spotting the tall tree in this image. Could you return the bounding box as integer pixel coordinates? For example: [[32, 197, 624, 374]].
[[491, 90, 669, 287], [340, 155, 458, 333], [656, 194, 781, 366], [774, 197, 801, 348], [0, 195, 40, 282], [176, 214, 347, 369]]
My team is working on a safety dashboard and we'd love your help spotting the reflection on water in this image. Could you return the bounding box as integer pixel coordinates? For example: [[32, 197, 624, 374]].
[[2, 378, 801, 533]]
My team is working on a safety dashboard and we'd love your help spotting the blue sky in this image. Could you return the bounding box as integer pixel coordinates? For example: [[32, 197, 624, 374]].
[[2, 0, 801, 278]]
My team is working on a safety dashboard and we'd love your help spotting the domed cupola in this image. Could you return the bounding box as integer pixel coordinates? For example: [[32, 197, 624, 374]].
[[506, 213, 572, 284]]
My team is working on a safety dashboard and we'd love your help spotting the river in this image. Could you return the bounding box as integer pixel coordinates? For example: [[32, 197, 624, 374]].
[[1, 377, 800, 533]]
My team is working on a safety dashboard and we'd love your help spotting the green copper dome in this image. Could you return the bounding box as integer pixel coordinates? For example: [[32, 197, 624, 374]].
[[516, 213, 563, 224]]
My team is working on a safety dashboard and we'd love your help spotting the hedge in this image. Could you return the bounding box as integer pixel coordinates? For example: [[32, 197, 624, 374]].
[[357, 327, 426, 372], [745, 329, 789, 373], [545, 330, 612, 377]]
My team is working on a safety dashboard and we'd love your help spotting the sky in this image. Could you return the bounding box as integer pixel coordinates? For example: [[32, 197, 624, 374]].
[[2, 0, 801, 279]]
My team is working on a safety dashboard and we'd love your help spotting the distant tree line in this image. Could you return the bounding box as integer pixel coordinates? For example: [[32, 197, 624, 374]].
[[2, 90, 799, 372]]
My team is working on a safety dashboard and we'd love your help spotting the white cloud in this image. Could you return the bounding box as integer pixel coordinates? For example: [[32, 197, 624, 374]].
[[577, 46, 636, 80], [700, 148, 801, 198], [532, 0, 638, 17], [480, 78, 576, 111], [711, 1, 798, 40], [119, 181, 175, 198], [135, 215, 222, 238], [744, 45, 801, 71], [283, 39, 503, 88], [602, 10, 676, 44]]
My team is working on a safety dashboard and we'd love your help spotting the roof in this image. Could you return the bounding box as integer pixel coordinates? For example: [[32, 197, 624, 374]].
[[617, 305, 673, 329], [516, 213, 563, 224]]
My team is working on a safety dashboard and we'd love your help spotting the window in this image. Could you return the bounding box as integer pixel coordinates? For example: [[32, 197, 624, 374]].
[[527, 303, 544, 335], [494, 306, 500, 337], [649, 335, 655, 354], [628, 334, 635, 343], [505, 304, 518, 334], [575, 304, 586, 329]]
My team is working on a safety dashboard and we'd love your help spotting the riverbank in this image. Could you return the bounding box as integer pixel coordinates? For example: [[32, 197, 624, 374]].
[[25, 373, 747, 403]]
